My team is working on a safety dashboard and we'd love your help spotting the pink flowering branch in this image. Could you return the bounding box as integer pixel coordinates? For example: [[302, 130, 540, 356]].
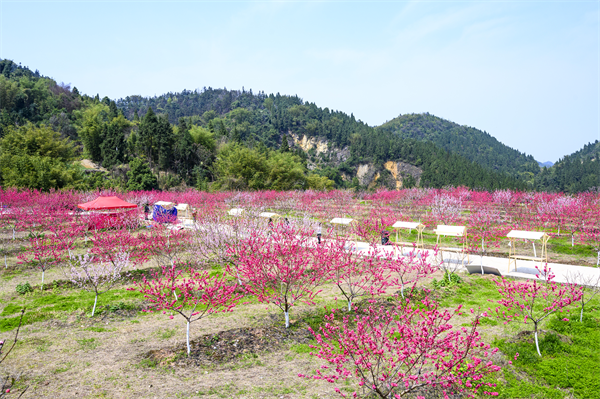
[[229, 224, 330, 328], [0, 308, 28, 398], [386, 248, 437, 299], [17, 236, 62, 290], [134, 265, 242, 355], [302, 300, 500, 398], [565, 271, 600, 322], [68, 252, 130, 317], [326, 240, 392, 311], [494, 265, 582, 356]]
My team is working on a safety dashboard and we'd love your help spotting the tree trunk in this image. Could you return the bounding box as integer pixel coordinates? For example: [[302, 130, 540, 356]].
[[284, 311, 290, 328], [534, 324, 541, 357], [186, 320, 191, 355], [41, 269, 45, 291], [480, 253, 484, 275], [347, 298, 352, 312], [91, 293, 98, 317], [580, 301, 584, 322]]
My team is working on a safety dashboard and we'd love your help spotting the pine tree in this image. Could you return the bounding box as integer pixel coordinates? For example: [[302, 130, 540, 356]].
[[280, 135, 290, 152], [139, 107, 158, 167], [231, 126, 241, 143], [218, 120, 227, 137], [157, 115, 175, 171], [109, 101, 119, 120], [178, 117, 188, 134], [126, 158, 158, 191], [174, 121, 196, 183], [100, 115, 128, 168]]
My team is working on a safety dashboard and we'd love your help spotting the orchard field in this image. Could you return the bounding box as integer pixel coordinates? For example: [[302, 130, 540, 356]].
[[0, 187, 599, 399]]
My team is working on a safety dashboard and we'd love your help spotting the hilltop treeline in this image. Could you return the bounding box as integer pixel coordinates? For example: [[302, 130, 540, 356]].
[[0, 59, 596, 193]]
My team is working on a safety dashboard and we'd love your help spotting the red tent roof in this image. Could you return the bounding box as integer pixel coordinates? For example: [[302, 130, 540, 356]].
[[77, 196, 137, 211]]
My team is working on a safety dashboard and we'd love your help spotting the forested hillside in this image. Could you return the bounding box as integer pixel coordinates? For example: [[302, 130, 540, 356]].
[[116, 88, 524, 191], [535, 140, 599, 193], [0, 58, 594, 193], [377, 113, 541, 181]]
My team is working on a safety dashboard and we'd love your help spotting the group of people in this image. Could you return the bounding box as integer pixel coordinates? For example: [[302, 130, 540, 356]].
[[264, 217, 391, 246], [267, 217, 323, 244]]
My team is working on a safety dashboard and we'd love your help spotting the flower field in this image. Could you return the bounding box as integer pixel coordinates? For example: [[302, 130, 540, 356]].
[[0, 187, 599, 398]]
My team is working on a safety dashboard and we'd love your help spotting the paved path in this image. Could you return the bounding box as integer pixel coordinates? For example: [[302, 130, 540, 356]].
[[342, 240, 600, 287], [180, 220, 600, 288]]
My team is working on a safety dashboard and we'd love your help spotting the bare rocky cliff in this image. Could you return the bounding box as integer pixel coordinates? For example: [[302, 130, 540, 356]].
[[288, 133, 422, 188]]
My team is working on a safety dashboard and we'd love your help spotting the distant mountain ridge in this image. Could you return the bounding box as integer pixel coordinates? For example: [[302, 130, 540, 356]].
[[377, 113, 540, 180], [115, 89, 526, 190], [568, 140, 599, 161], [0, 57, 596, 193], [538, 161, 554, 168], [534, 140, 599, 192]]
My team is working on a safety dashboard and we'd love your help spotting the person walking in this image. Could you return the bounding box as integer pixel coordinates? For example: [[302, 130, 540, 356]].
[[381, 229, 390, 245], [316, 222, 322, 244], [268, 218, 274, 236]]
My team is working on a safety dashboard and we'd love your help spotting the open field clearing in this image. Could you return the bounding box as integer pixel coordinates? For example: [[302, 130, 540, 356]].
[[1, 187, 599, 398]]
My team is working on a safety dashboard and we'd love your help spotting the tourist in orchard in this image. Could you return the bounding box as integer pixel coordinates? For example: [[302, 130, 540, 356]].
[[316, 222, 322, 244], [381, 229, 390, 245]]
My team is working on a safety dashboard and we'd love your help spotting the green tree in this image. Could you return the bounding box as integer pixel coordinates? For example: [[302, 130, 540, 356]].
[[157, 115, 175, 171], [280, 135, 290, 152], [138, 107, 159, 167], [211, 143, 268, 190], [100, 114, 130, 168], [78, 103, 110, 162], [108, 101, 119, 120], [174, 118, 197, 183], [0, 124, 79, 190], [265, 151, 306, 190], [189, 125, 216, 152], [126, 158, 158, 191]]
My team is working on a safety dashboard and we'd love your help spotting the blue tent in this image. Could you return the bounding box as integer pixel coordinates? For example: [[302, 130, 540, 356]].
[[153, 202, 177, 223]]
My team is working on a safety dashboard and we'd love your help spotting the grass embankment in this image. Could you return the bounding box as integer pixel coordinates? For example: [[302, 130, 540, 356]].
[[1, 265, 598, 398], [435, 275, 600, 399]]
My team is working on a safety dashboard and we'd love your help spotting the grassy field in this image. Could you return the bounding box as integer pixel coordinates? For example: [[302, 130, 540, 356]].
[[0, 258, 600, 399], [1, 249, 599, 398]]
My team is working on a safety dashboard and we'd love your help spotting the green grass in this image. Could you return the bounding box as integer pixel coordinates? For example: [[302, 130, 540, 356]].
[[434, 274, 600, 399], [77, 337, 100, 350], [493, 315, 600, 399], [435, 274, 502, 309], [551, 243, 597, 257], [0, 287, 143, 332], [290, 343, 313, 354], [155, 327, 177, 340]]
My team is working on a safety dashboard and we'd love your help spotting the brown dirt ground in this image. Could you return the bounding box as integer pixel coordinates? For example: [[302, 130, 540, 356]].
[[0, 232, 592, 399]]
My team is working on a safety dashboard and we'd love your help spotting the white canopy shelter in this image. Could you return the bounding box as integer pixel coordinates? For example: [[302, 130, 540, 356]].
[[259, 212, 280, 219], [228, 208, 245, 217], [175, 203, 191, 219], [391, 221, 425, 249], [330, 217, 354, 225], [506, 230, 550, 272]]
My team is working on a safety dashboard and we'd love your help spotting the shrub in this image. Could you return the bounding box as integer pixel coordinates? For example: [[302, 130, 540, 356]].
[[15, 282, 33, 295]]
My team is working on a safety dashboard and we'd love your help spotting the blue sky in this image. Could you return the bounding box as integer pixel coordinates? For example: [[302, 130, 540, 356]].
[[2, 0, 598, 162]]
